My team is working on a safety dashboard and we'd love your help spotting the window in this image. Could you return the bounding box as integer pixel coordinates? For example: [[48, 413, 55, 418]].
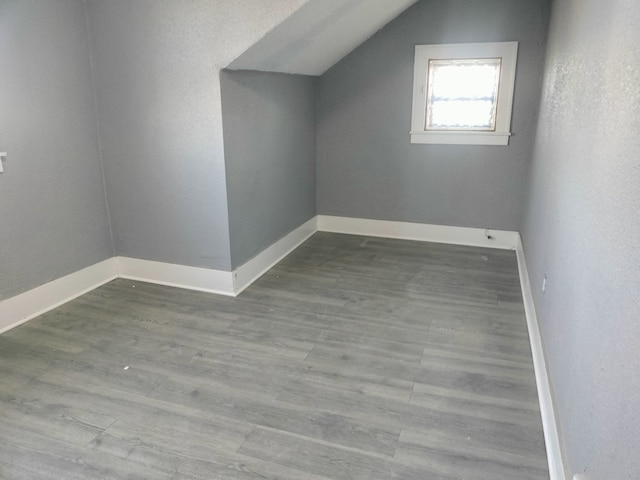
[[410, 42, 518, 145]]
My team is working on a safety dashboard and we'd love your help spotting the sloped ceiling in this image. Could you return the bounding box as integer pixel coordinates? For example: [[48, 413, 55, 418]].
[[226, 0, 419, 76]]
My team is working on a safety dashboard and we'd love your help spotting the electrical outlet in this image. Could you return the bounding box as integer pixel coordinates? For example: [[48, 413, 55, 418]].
[[573, 474, 587, 480], [542, 274, 547, 293]]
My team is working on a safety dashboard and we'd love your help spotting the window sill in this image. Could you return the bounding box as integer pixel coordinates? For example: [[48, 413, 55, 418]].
[[410, 131, 512, 146]]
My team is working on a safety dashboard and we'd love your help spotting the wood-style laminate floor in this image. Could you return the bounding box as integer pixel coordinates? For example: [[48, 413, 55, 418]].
[[0, 233, 549, 479]]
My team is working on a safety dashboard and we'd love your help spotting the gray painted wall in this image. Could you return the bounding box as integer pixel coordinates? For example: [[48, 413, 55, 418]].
[[317, 0, 550, 231], [85, 0, 307, 272], [0, 0, 113, 300], [221, 70, 316, 269], [521, 0, 640, 478]]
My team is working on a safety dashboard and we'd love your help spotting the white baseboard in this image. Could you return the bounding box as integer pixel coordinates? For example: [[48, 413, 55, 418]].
[[116, 217, 318, 297], [0, 221, 316, 333], [0, 217, 520, 334], [317, 215, 519, 250], [0, 258, 118, 334], [0, 216, 563, 480], [117, 257, 235, 297], [233, 217, 318, 295], [516, 235, 565, 480]]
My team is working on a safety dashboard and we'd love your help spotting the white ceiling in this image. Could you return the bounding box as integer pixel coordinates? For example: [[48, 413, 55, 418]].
[[226, 0, 419, 76]]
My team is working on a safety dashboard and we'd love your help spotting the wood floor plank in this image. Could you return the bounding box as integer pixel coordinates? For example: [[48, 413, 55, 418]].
[[408, 383, 542, 430], [394, 427, 548, 480], [147, 373, 402, 457], [275, 372, 546, 459], [238, 426, 458, 480]]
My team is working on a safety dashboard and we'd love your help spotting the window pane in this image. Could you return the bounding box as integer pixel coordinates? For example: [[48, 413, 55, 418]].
[[426, 58, 501, 130]]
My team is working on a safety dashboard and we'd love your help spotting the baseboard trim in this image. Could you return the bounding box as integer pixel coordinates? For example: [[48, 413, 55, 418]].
[[0, 217, 563, 480], [0, 258, 118, 334], [0, 220, 316, 333], [117, 257, 235, 297], [515, 235, 565, 480], [0, 217, 520, 333], [317, 215, 519, 250], [233, 217, 318, 295]]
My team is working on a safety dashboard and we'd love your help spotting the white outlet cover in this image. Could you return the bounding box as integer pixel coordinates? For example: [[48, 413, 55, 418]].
[[574, 474, 587, 480]]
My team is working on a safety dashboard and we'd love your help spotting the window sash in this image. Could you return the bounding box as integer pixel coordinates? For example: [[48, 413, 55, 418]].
[[425, 58, 502, 131]]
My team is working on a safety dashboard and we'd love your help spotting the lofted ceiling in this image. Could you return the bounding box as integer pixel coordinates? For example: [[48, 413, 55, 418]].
[[226, 0, 419, 76]]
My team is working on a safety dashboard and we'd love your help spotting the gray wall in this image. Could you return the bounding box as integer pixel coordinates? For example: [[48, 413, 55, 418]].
[[317, 0, 550, 231], [521, 0, 640, 478], [221, 70, 316, 268], [0, 0, 113, 300], [85, 0, 307, 272]]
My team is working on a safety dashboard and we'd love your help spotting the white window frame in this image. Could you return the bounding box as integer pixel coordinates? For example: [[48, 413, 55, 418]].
[[410, 41, 518, 146]]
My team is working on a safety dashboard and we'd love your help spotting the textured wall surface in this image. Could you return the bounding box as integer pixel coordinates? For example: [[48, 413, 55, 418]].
[[221, 70, 316, 268], [521, 0, 640, 477], [0, 0, 113, 299], [86, 0, 308, 271], [317, 0, 550, 230]]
